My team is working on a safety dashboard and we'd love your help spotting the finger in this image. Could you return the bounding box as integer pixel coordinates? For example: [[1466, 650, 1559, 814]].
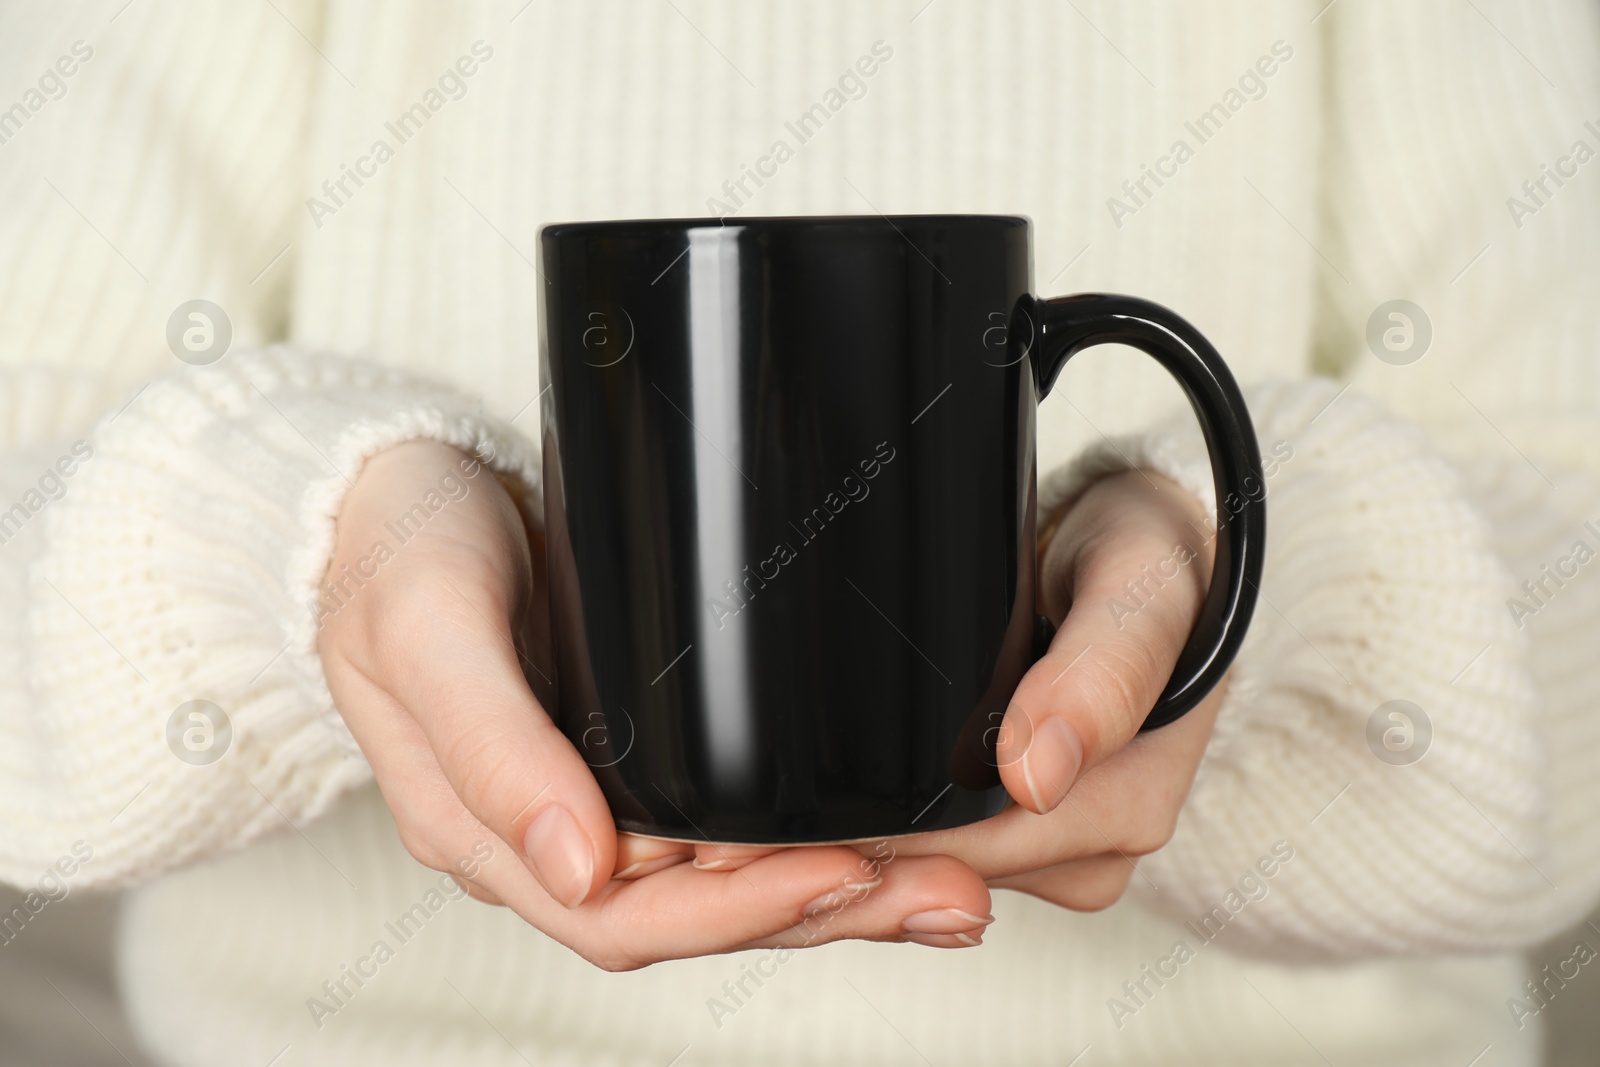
[[450, 872, 506, 906], [373, 569, 617, 910], [614, 834, 695, 880], [892, 691, 1222, 878], [692, 843, 781, 871], [493, 845, 980, 970], [989, 852, 1136, 912], [324, 655, 522, 901], [739, 853, 993, 951], [999, 514, 1208, 814], [330, 655, 995, 967]]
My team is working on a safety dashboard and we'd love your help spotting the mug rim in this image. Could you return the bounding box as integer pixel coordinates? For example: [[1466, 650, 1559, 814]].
[[540, 212, 1031, 238]]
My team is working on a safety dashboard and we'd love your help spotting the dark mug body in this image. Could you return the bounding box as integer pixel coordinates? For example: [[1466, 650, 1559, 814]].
[[538, 215, 1263, 843]]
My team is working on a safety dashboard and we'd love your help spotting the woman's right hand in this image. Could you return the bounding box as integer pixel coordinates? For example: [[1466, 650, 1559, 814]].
[[315, 439, 991, 969]]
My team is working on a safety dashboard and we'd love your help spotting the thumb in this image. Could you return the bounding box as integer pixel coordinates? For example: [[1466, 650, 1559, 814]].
[[997, 496, 1211, 814], [383, 570, 617, 908]]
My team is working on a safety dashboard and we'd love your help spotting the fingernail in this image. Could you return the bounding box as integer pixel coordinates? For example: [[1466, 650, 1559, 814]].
[[903, 930, 985, 949], [614, 853, 690, 880], [901, 908, 995, 934], [1021, 717, 1082, 813], [800, 878, 882, 917], [693, 846, 772, 870], [523, 806, 595, 909]]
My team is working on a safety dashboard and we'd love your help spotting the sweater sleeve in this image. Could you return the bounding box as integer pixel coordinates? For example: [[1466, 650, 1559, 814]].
[[0, 349, 540, 891], [1036, 0, 1600, 958], [1044, 378, 1600, 958]]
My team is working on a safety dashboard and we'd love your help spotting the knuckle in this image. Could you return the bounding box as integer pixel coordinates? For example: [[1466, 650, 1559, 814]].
[[395, 825, 449, 873], [1072, 534, 1129, 584], [537, 904, 649, 972], [440, 727, 524, 823], [447, 872, 499, 906], [590, 958, 636, 974], [595, 954, 644, 974], [1071, 867, 1135, 912], [1111, 786, 1181, 856], [1063, 764, 1181, 859], [1119, 816, 1178, 858], [579, 942, 645, 973], [1076, 642, 1160, 739], [1114, 779, 1185, 857]]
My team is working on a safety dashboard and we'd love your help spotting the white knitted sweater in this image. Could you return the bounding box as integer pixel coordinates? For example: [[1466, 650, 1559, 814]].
[[3, 1, 1599, 1064]]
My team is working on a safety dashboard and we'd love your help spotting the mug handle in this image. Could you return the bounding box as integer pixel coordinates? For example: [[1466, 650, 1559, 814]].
[[1017, 292, 1266, 731]]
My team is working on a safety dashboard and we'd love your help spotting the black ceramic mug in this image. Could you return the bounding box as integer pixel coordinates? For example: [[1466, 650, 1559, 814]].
[[537, 214, 1264, 844]]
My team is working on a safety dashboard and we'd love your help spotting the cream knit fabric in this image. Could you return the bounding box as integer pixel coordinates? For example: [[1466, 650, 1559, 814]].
[[2, 0, 1599, 1064]]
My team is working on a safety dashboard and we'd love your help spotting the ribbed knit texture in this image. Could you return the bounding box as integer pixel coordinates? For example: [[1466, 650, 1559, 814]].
[[1, 349, 541, 887], [2, 0, 1598, 1064]]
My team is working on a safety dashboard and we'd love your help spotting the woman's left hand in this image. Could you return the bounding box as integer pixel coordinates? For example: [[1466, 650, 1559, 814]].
[[692, 469, 1227, 916]]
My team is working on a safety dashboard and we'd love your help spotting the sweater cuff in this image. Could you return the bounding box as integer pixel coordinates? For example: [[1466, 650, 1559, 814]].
[[1041, 379, 1550, 957], [22, 347, 540, 886]]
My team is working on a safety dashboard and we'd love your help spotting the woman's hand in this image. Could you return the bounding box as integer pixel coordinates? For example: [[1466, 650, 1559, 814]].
[[693, 470, 1225, 912], [317, 440, 991, 969], [888, 469, 1225, 907]]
